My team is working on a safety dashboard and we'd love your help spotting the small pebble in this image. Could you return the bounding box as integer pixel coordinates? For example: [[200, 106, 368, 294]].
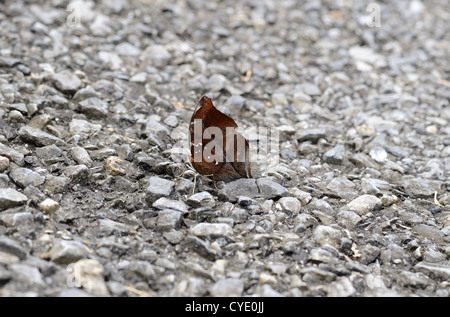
[[39, 198, 60, 214], [187, 192, 215, 208], [344, 195, 382, 216], [0, 156, 9, 172], [104, 156, 126, 175]]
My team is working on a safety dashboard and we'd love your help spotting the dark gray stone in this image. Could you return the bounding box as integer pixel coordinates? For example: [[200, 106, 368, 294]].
[[157, 209, 183, 231], [294, 214, 319, 230], [277, 197, 301, 215], [256, 178, 288, 199], [326, 177, 358, 200], [313, 225, 342, 248], [414, 262, 450, 280], [349, 153, 379, 169], [310, 199, 335, 215], [9, 263, 45, 288], [18, 126, 64, 146], [70, 147, 93, 167], [142, 44, 171, 67], [402, 178, 443, 198], [336, 210, 362, 229], [146, 177, 174, 203], [386, 145, 410, 158], [412, 224, 445, 244], [9, 167, 45, 188], [206, 74, 228, 92], [220, 179, 258, 202], [126, 261, 156, 281], [0, 237, 27, 260], [186, 191, 215, 208], [0, 188, 28, 209], [163, 230, 184, 244], [35, 144, 64, 164], [69, 119, 102, 137], [72, 85, 100, 102], [189, 223, 233, 238], [96, 219, 136, 236], [0, 174, 9, 188], [0, 265, 11, 286], [344, 195, 381, 216], [143, 119, 170, 148], [296, 128, 327, 143], [52, 70, 82, 93], [224, 95, 246, 114], [49, 240, 87, 264], [308, 247, 340, 263], [79, 97, 109, 117], [0, 143, 24, 166], [326, 277, 356, 297], [63, 165, 89, 184], [210, 278, 244, 297], [359, 245, 381, 265], [152, 198, 188, 214], [186, 236, 220, 261], [0, 211, 33, 227], [59, 289, 94, 297], [361, 178, 391, 195], [44, 175, 70, 194], [324, 145, 346, 164]]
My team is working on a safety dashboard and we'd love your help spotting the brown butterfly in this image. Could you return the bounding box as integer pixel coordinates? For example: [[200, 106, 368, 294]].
[[189, 95, 252, 182]]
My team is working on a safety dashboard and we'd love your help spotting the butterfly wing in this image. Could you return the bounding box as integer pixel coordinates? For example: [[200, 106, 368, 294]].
[[189, 96, 252, 182]]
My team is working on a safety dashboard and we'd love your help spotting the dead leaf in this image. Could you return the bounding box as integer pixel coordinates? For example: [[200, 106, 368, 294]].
[[434, 191, 444, 208], [240, 69, 252, 82], [125, 283, 152, 297], [330, 11, 343, 19], [173, 101, 185, 108], [351, 242, 361, 258]]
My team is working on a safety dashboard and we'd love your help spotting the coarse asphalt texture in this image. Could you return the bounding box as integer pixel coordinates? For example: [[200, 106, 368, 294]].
[[0, 0, 449, 297]]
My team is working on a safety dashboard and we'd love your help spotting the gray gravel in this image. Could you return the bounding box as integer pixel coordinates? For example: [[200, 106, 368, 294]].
[[0, 0, 449, 297]]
